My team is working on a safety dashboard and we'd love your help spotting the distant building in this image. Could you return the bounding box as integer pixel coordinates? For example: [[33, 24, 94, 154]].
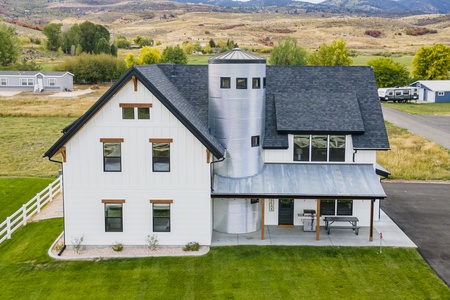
[[0, 71, 73, 92], [410, 80, 450, 103]]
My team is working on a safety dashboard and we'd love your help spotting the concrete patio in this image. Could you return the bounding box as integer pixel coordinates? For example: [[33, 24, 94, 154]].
[[212, 210, 416, 248]]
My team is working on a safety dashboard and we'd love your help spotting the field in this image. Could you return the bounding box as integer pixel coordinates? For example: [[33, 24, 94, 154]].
[[0, 218, 449, 299]]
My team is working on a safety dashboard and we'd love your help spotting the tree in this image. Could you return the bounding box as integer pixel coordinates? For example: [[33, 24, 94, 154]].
[[95, 37, 111, 55], [79, 21, 109, 54], [182, 41, 194, 55], [367, 58, 410, 88], [412, 44, 450, 80], [0, 23, 20, 66], [62, 24, 81, 54], [133, 35, 153, 47], [125, 53, 137, 68], [137, 46, 161, 65], [161, 45, 188, 64], [110, 43, 118, 57], [268, 37, 308, 66], [42, 23, 63, 51], [309, 39, 353, 66]]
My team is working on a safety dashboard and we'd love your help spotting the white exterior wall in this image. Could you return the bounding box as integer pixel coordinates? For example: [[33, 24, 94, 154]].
[[62, 80, 212, 246]]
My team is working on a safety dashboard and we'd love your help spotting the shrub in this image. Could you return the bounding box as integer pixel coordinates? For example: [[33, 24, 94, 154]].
[[145, 234, 159, 251], [112, 242, 124, 252], [72, 235, 84, 254], [364, 30, 382, 38], [183, 242, 200, 252], [405, 28, 437, 36]]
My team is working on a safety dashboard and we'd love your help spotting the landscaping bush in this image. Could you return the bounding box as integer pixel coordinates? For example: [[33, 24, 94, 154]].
[[364, 30, 382, 38], [183, 242, 200, 252]]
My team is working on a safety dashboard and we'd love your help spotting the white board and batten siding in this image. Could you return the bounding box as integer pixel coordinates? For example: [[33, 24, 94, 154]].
[[63, 80, 213, 246]]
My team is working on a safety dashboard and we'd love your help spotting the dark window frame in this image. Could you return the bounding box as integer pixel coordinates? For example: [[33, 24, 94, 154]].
[[152, 203, 171, 232], [252, 78, 260, 89], [251, 135, 260, 147], [320, 200, 353, 216], [236, 78, 247, 89], [104, 203, 123, 232], [151, 140, 172, 172], [137, 107, 150, 119], [122, 107, 135, 119], [220, 77, 231, 89], [294, 135, 345, 162], [103, 142, 122, 172]]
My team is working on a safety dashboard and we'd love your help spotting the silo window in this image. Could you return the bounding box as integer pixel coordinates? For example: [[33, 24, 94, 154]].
[[252, 78, 260, 89], [236, 78, 247, 89], [251, 135, 260, 147], [220, 77, 231, 89], [263, 77, 266, 88]]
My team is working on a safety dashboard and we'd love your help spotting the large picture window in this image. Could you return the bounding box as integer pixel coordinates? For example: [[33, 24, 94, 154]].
[[101, 138, 123, 172], [151, 200, 172, 232], [320, 200, 353, 216], [150, 138, 172, 172], [103, 200, 124, 232], [294, 135, 346, 162]]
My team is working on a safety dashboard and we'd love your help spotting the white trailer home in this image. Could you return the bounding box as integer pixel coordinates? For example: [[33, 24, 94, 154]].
[[0, 71, 73, 92], [45, 49, 389, 249], [377, 87, 418, 102]]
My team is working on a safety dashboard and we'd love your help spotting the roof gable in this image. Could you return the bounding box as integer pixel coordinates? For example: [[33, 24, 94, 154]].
[[412, 80, 450, 91], [44, 66, 225, 159]]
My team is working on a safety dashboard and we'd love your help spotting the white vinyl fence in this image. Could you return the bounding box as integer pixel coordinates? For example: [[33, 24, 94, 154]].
[[0, 176, 62, 244]]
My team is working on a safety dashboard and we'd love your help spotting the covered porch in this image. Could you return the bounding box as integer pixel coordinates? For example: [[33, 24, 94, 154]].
[[212, 210, 416, 247], [212, 163, 388, 242]]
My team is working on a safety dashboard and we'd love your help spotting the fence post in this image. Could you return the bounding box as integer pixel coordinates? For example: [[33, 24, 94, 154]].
[[6, 217, 11, 239], [22, 204, 27, 226], [59, 176, 62, 194], [37, 192, 41, 213], [49, 183, 53, 202]]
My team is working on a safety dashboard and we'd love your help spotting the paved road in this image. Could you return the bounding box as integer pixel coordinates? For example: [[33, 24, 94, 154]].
[[382, 181, 450, 287], [382, 107, 450, 149]]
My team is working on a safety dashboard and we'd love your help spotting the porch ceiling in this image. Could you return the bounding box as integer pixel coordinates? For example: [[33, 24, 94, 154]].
[[211, 163, 386, 199]]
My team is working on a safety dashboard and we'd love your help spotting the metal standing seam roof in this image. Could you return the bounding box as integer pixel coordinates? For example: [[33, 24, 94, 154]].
[[212, 163, 386, 199], [209, 48, 266, 64]]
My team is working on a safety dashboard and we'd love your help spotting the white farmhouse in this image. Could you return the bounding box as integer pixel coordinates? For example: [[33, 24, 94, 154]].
[[45, 49, 389, 248]]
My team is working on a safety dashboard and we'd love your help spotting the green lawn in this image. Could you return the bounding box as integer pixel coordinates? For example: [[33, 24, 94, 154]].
[[352, 55, 414, 69], [0, 218, 448, 299], [187, 54, 211, 65], [382, 102, 450, 116], [0, 178, 53, 221]]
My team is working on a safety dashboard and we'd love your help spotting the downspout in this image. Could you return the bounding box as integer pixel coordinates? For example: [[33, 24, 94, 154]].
[[210, 153, 226, 193], [47, 156, 66, 255]]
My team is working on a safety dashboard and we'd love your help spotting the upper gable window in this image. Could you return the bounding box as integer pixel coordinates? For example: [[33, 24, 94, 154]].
[[220, 77, 231, 89], [101, 138, 124, 172], [252, 78, 260, 89], [120, 103, 152, 120], [236, 78, 247, 89], [294, 135, 346, 162]]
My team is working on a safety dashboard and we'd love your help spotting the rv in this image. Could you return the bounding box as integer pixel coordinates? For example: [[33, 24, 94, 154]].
[[378, 87, 418, 103]]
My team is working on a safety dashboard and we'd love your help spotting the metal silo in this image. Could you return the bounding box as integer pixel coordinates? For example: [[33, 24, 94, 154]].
[[208, 48, 266, 178], [209, 49, 266, 234]]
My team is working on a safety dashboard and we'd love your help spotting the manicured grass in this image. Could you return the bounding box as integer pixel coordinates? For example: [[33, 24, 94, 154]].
[[0, 218, 449, 299], [377, 122, 450, 180], [352, 55, 414, 69], [0, 178, 53, 221], [0, 117, 75, 177], [383, 102, 450, 116], [187, 54, 211, 65]]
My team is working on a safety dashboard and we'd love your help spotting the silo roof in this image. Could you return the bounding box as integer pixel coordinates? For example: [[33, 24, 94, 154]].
[[209, 48, 266, 64]]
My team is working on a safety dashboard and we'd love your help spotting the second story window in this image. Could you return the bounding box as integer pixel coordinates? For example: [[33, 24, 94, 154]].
[[252, 78, 260, 89], [251, 135, 260, 147], [294, 135, 346, 162], [150, 138, 172, 172], [101, 138, 123, 172]]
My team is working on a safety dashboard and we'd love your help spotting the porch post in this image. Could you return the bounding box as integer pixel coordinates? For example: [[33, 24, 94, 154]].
[[369, 199, 374, 242], [316, 199, 321, 241], [261, 198, 265, 240]]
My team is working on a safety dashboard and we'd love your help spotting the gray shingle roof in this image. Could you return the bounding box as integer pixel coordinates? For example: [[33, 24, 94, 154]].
[[0, 71, 72, 77], [45, 63, 389, 160]]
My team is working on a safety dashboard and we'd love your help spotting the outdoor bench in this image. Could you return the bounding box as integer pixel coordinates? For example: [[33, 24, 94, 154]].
[[323, 216, 360, 235]]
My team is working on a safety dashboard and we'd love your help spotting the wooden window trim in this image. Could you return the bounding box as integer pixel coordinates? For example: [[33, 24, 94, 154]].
[[132, 75, 138, 91], [119, 103, 152, 108], [149, 138, 173, 143], [102, 199, 126, 204], [100, 138, 124, 143], [150, 200, 173, 204]]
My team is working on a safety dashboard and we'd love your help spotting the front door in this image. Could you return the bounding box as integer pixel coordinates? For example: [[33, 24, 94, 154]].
[[278, 199, 294, 225]]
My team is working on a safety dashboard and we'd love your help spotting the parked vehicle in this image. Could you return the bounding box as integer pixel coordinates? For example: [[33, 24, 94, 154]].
[[378, 87, 418, 103]]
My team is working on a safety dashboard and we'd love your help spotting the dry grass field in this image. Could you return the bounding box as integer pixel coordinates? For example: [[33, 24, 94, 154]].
[[35, 11, 450, 54]]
